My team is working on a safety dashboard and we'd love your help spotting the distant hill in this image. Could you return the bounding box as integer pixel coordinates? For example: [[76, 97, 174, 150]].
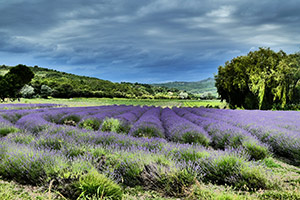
[[0, 65, 184, 99], [152, 78, 217, 96]]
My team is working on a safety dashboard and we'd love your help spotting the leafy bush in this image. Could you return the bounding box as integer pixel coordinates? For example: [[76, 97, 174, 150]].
[[229, 135, 244, 148], [79, 118, 101, 131], [20, 84, 35, 98], [243, 141, 269, 160], [101, 118, 122, 133], [40, 84, 53, 98], [75, 170, 123, 200], [262, 157, 282, 168], [0, 126, 19, 137], [211, 133, 244, 150]]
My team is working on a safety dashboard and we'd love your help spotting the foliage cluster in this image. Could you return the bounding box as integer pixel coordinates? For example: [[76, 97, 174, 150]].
[[215, 48, 300, 109], [0, 65, 34, 101]]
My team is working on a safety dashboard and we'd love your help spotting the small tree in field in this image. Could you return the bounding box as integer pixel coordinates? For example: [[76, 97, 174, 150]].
[[20, 85, 35, 98], [40, 85, 53, 99], [179, 92, 188, 99]]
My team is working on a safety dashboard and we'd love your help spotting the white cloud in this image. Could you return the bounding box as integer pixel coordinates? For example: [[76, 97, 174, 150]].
[[207, 5, 236, 18]]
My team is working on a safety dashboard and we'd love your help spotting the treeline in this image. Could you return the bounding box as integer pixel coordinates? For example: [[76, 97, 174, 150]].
[[215, 48, 300, 110], [0, 65, 191, 100]]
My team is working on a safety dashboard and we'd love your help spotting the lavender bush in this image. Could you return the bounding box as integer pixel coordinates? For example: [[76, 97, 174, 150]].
[[162, 108, 210, 146], [129, 107, 165, 138]]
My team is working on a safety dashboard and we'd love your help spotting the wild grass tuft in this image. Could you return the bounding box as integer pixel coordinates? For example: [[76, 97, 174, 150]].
[[262, 157, 282, 168], [258, 190, 300, 200], [242, 141, 270, 160], [158, 169, 195, 197], [0, 126, 20, 137], [75, 169, 123, 200]]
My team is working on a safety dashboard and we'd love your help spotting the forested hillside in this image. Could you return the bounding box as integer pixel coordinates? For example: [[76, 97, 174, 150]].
[[152, 78, 217, 98], [0, 65, 187, 99]]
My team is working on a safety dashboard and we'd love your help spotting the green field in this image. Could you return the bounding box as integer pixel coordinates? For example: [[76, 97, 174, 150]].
[[10, 98, 226, 108]]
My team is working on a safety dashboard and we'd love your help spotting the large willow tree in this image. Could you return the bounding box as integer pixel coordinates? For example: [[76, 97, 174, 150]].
[[215, 48, 300, 110]]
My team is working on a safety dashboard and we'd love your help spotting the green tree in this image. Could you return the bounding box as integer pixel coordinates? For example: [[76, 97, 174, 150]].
[[20, 84, 35, 98], [215, 55, 253, 108], [40, 85, 53, 99], [272, 54, 300, 108], [215, 48, 299, 110], [52, 83, 74, 98], [246, 48, 286, 109], [0, 64, 34, 101], [0, 76, 9, 101]]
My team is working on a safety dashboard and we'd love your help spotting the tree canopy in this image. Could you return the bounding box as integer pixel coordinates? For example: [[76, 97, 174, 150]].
[[215, 48, 300, 110], [0, 64, 34, 101]]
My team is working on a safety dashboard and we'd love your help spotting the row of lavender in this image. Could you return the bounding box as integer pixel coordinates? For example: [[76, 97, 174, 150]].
[[3, 104, 298, 162], [0, 105, 263, 159], [0, 103, 64, 110], [187, 107, 300, 164], [0, 104, 278, 198]]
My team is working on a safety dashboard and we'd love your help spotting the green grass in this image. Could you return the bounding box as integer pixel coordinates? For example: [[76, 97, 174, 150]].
[[1, 157, 300, 199], [75, 170, 123, 200], [183, 100, 227, 108], [0, 127, 20, 137], [4, 97, 226, 108], [0, 179, 63, 200]]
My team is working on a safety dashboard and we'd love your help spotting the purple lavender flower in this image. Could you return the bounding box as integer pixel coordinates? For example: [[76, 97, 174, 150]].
[[161, 108, 210, 146], [129, 107, 165, 138]]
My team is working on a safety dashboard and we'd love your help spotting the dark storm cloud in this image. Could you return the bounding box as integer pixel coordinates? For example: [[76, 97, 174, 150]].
[[0, 0, 300, 83]]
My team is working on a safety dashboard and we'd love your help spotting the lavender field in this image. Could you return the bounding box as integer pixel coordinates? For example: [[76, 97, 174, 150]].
[[1, 104, 300, 199]]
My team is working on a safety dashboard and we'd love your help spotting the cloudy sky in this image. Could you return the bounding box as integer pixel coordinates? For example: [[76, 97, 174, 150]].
[[0, 0, 300, 83]]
